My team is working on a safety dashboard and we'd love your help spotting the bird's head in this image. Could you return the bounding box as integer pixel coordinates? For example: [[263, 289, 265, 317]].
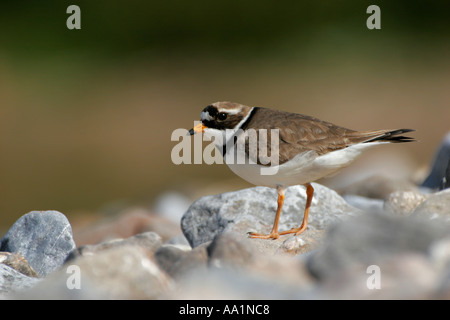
[[189, 102, 253, 137]]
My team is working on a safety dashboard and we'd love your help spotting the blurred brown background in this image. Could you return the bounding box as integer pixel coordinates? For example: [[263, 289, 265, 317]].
[[0, 1, 449, 229]]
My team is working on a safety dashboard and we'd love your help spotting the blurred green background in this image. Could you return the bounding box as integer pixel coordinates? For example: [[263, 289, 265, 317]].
[[0, 1, 449, 229]]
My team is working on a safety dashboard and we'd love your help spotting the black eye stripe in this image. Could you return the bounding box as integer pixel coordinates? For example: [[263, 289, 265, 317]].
[[201, 114, 242, 130], [201, 106, 230, 121], [202, 119, 214, 128], [203, 105, 218, 117]]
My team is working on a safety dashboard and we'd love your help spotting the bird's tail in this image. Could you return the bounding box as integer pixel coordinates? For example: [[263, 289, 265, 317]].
[[364, 129, 416, 143]]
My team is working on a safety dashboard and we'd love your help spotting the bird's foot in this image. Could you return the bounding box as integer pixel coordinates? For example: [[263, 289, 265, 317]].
[[247, 231, 280, 240], [279, 225, 307, 236]]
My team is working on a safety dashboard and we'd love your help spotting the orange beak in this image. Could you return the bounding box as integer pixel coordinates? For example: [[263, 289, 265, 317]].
[[189, 122, 207, 135]]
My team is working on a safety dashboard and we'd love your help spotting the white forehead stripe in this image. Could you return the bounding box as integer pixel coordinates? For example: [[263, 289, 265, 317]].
[[218, 108, 241, 115]]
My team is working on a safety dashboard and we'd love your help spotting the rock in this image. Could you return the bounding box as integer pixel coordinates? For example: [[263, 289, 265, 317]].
[[164, 232, 312, 299], [276, 229, 325, 256], [337, 174, 419, 199], [0, 211, 76, 277], [119, 231, 162, 250], [411, 189, 450, 221], [69, 231, 162, 260], [207, 232, 255, 270], [157, 230, 315, 295], [0, 252, 39, 278], [18, 245, 173, 299], [306, 212, 450, 282], [166, 234, 315, 301], [154, 244, 191, 275], [181, 183, 361, 248], [164, 234, 191, 246], [72, 207, 182, 246], [432, 238, 450, 299], [0, 264, 41, 297], [205, 232, 314, 287], [428, 236, 450, 273], [305, 212, 450, 299], [422, 131, 450, 190], [383, 191, 428, 216], [343, 194, 384, 213], [313, 252, 439, 299], [159, 243, 209, 279], [166, 267, 310, 300], [436, 272, 450, 299]]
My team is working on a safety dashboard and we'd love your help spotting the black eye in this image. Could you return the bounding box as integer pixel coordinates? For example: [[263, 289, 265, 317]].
[[218, 112, 228, 121]]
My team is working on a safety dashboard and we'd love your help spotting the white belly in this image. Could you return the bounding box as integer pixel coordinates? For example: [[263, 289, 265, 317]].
[[225, 142, 385, 188]]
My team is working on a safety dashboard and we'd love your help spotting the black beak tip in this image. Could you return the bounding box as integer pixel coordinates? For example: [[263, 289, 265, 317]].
[[188, 128, 195, 136]]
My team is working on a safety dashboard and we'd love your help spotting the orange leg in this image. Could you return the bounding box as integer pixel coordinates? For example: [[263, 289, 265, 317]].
[[248, 186, 284, 240], [279, 183, 314, 236]]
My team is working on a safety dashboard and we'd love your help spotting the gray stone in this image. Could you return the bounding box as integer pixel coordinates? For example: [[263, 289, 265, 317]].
[[70, 231, 162, 260], [0, 264, 41, 296], [162, 244, 208, 279], [0, 252, 38, 278], [383, 191, 428, 216], [18, 245, 173, 299], [181, 183, 361, 248], [343, 194, 384, 213], [312, 252, 439, 299], [0, 211, 76, 277], [204, 232, 316, 287], [432, 238, 450, 299], [207, 232, 254, 269], [165, 234, 190, 246], [337, 174, 419, 199], [166, 266, 311, 300], [428, 236, 450, 274], [154, 244, 190, 275], [411, 189, 450, 221], [306, 212, 450, 281], [276, 229, 325, 256]]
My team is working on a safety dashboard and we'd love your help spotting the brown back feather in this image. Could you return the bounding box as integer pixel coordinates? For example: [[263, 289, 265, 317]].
[[240, 107, 415, 165]]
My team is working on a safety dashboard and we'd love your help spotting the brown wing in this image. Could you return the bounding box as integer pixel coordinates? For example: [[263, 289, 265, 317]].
[[241, 107, 414, 165]]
